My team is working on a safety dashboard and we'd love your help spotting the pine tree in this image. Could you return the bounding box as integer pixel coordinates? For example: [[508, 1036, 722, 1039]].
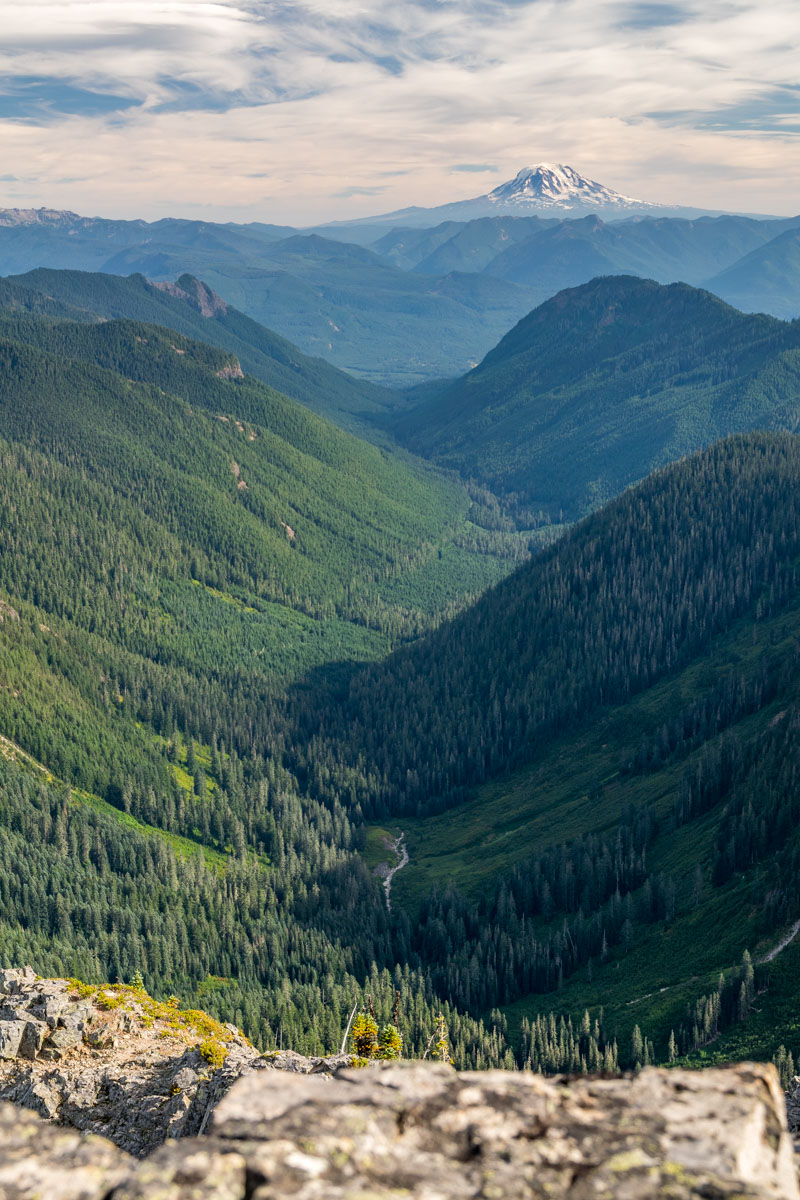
[[350, 1011, 379, 1059], [378, 1024, 402, 1060]]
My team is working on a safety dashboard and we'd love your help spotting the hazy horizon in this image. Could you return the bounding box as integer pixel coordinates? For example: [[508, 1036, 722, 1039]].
[[0, 1, 798, 225]]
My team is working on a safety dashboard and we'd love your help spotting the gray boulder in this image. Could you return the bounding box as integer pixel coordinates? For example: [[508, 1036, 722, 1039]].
[[0, 1022, 23, 1061], [0, 1061, 798, 1198], [0, 1101, 128, 1200], [206, 1059, 800, 1199]]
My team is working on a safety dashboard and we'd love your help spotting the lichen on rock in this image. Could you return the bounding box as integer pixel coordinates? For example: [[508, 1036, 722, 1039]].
[[0, 969, 355, 1160]]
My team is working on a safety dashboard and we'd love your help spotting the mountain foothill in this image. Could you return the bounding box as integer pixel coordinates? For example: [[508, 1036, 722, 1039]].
[[1, 168, 800, 1077]]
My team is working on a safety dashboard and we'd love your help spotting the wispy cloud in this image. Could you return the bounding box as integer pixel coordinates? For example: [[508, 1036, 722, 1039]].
[[332, 185, 386, 197], [0, 0, 798, 221], [450, 164, 499, 173]]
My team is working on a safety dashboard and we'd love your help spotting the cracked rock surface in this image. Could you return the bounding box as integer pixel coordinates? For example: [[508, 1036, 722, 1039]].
[[0, 1057, 799, 1198]]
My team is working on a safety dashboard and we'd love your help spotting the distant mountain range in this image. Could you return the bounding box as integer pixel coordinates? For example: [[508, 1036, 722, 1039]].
[[0, 215, 541, 386], [0, 167, 797, 384], [373, 210, 800, 301]]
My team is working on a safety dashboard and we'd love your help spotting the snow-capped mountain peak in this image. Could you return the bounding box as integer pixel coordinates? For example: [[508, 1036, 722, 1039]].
[[318, 162, 721, 230], [0, 206, 86, 229], [487, 164, 655, 213]]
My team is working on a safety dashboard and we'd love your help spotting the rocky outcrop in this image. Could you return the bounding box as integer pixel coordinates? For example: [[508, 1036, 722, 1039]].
[[0, 599, 19, 622], [216, 360, 244, 381], [0, 1058, 798, 1198], [0, 969, 348, 1158], [204, 1061, 800, 1199], [152, 276, 229, 318], [0, 1103, 130, 1199]]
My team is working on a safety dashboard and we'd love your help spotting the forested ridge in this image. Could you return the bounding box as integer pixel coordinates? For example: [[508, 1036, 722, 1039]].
[[396, 276, 800, 517], [1, 284, 800, 1073], [3, 268, 399, 430]]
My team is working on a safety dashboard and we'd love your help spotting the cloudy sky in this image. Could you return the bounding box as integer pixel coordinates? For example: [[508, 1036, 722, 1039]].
[[0, 0, 798, 223]]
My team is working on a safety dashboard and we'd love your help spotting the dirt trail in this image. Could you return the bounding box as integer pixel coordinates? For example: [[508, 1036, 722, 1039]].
[[626, 919, 800, 1009], [760, 918, 800, 964]]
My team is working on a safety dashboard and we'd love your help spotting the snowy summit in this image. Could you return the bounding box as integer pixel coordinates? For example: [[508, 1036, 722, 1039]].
[[326, 162, 682, 229], [486, 164, 656, 214]]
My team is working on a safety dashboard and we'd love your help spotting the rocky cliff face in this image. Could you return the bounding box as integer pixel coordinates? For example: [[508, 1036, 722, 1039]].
[[152, 276, 229, 318], [0, 968, 348, 1158], [0, 970, 799, 1199]]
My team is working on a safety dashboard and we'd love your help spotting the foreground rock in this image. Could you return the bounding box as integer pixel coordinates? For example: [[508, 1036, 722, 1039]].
[[0, 1103, 129, 1200], [0, 968, 349, 1157], [788, 1076, 800, 1151], [0, 1059, 798, 1198]]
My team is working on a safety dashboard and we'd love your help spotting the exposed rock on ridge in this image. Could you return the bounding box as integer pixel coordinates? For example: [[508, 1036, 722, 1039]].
[[0, 969, 348, 1158], [1, 971, 798, 1197], [153, 275, 229, 318], [0, 207, 86, 228], [1, 1057, 798, 1198]]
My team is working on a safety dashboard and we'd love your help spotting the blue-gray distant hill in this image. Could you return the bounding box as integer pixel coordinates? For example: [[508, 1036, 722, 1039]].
[[707, 227, 800, 321], [375, 212, 800, 301]]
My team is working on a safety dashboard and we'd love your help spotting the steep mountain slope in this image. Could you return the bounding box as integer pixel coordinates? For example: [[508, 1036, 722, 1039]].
[[0, 308, 529, 1068], [0, 310, 521, 811], [5, 268, 397, 431], [296, 433, 800, 1064], [708, 227, 800, 320], [0, 312, 519, 660], [396, 276, 800, 517]]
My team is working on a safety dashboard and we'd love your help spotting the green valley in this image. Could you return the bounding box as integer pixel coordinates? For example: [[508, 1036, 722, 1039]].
[[299, 433, 800, 1068], [2, 265, 800, 1083], [0, 297, 530, 1066]]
